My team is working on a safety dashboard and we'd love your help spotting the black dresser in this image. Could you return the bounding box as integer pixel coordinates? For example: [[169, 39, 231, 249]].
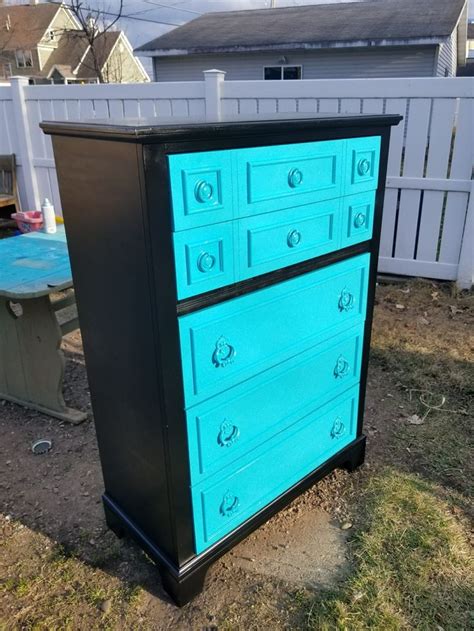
[[42, 113, 401, 605]]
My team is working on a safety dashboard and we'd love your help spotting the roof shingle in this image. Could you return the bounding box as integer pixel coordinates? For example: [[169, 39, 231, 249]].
[[137, 0, 467, 54]]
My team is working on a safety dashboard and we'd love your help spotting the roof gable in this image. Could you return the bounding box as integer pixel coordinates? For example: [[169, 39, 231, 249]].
[[137, 0, 467, 54], [0, 3, 60, 50]]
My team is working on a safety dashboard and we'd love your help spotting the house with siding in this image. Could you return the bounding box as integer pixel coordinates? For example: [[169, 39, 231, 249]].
[[137, 0, 469, 81], [0, 1, 149, 84]]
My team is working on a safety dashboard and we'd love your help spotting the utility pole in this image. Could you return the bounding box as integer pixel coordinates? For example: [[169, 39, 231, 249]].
[[270, 0, 276, 7]]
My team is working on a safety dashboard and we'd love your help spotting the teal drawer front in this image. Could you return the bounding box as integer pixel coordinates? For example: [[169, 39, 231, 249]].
[[186, 324, 363, 484], [341, 191, 376, 249], [179, 253, 369, 406], [168, 150, 234, 231], [238, 198, 341, 280], [173, 222, 236, 299], [237, 140, 344, 217], [345, 136, 381, 196], [191, 386, 359, 553]]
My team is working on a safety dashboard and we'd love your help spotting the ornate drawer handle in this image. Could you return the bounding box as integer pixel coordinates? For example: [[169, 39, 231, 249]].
[[288, 167, 303, 188], [194, 180, 214, 203], [338, 287, 355, 312], [330, 416, 345, 439], [353, 212, 367, 229], [212, 336, 236, 368], [357, 158, 371, 176], [287, 229, 302, 248], [217, 420, 240, 448], [197, 251, 216, 273], [334, 355, 350, 379], [220, 491, 240, 517]]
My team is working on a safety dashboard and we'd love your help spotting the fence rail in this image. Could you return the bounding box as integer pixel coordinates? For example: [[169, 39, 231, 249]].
[[0, 73, 472, 288]]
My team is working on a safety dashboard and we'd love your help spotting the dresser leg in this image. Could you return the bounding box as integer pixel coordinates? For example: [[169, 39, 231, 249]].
[[343, 436, 366, 472], [161, 566, 208, 607], [103, 500, 126, 539]]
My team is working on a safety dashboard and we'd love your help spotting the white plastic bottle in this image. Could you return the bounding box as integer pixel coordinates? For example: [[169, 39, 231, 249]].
[[41, 198, 57, 234]]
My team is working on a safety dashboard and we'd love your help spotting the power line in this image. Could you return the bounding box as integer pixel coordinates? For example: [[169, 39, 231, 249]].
[[142, 1, 201, 15], [52, 2, 185, 26]]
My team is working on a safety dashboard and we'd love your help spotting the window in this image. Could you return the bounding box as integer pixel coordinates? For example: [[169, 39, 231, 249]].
[[2, 63, 12, 78], [264, 65, 302, 80], [49, 29, 55, 41], [15, 50, 33, 68]]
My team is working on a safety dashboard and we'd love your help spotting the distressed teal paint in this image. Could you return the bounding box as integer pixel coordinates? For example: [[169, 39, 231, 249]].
[[186, 324, 364, 484], [191, 386, 359, 552], [178, 253, 369, 407]]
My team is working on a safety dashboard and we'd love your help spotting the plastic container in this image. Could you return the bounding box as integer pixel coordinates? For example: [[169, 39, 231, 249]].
[[11, 211, 44, 233], [41, 198, 57, 234]]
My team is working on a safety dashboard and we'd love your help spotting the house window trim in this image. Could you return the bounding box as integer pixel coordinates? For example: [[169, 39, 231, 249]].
[[263, 64, 303, 80], [15, 49, 33, 69]]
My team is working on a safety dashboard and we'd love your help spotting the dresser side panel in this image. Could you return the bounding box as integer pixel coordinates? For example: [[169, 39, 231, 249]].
[[51, 135, 175, 558]]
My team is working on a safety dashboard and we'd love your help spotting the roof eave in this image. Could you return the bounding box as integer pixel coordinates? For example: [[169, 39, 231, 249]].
[[137, 36, 446, 57]]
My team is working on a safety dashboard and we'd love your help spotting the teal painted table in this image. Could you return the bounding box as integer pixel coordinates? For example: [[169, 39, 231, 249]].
[[0, 227, 86, 423]]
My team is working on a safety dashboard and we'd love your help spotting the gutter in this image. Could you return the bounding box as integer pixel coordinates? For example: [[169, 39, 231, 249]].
[[136, 36, 447, 57]]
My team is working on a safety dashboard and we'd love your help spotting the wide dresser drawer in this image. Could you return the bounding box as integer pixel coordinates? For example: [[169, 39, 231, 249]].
[[179, 253, 370, 406], [191, 386, 359, 553], [235, 139, 344, 216], [186, 324, 364, 483]]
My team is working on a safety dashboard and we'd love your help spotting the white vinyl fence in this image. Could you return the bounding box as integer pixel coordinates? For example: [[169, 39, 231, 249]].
[[0, 73, 472, 288]]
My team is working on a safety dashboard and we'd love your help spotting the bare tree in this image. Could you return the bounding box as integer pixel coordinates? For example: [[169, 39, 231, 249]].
[[65, 0, 124, 83]]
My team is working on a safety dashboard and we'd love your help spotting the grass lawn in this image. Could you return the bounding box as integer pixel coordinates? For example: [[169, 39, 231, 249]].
[[0, 279, 472, 629], [298, 279, 473, 631]]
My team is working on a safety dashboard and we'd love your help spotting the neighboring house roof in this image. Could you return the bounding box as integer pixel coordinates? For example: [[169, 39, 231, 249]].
[[42, 33, 89, 78], [137, 0, 467, 55], [78, 31, 121, 78], [0, 3, 59, 49], [468, 23, 474, 39]]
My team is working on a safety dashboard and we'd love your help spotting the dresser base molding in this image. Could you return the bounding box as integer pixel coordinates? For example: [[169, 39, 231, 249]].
[[103, 435, 366, 606]]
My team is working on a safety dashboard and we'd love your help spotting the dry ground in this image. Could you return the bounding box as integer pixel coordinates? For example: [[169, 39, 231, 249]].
[[0, 279, 472, 630]]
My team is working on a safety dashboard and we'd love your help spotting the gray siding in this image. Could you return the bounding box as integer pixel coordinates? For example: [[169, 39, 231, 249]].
[[437, 32, 458, 76], [153, 46, 438, 82]]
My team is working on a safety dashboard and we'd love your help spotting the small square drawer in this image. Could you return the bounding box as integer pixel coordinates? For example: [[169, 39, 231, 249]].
[[186, 324, 363, 484], [344, 136, 381, 196], [237, 140, 344, 217], [341, 191, 376, 248], [179, 253, 369, 406], [191, 386, 359, 553], [238, 198, 341, 280], [173, 223, 236, 299], [168, 150, 234, 231]]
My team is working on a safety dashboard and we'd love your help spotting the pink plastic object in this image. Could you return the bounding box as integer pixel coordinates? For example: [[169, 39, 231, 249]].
[[11, 211, 44, 233]]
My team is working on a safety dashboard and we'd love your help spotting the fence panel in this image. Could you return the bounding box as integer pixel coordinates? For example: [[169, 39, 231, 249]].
[[1, 75, 472, 287]]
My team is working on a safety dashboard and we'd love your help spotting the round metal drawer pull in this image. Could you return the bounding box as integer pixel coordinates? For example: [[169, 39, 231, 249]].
[[212, 336, 236, 368], [197, 251, 216, 273], [288, 167, 303, 188], [334, 355, 350, 379], [220, 491, 240, 517], [330, 416, 345, 439], [194, 180, 214, 203], [338, 288, 355, 312], [357, 158, 371, 176], [353, 212, 367, 229], [217, 420, 240, 448], [287, 228, 302, 248]]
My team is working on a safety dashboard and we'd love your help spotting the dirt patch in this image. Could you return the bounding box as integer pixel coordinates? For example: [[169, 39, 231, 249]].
[[0, 279, 472, 629]]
